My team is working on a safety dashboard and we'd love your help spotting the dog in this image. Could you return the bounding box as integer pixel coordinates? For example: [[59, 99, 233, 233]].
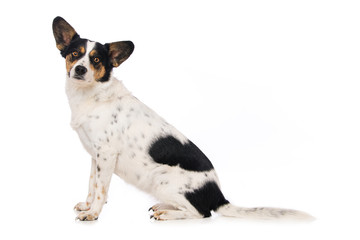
[[52, 16, 313, 221]]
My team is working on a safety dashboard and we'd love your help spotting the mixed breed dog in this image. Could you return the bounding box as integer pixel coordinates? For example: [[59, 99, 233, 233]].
[[52, 16, 313, 221]]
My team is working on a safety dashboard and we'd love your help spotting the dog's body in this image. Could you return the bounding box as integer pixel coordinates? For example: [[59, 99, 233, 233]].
[[53, 17, 313, 221]]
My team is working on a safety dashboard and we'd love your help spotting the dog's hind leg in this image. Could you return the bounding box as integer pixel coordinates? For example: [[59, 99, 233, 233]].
[[150, 208, 202, 221], [149, 196, 203, 221], [149, 203, 178, 212]]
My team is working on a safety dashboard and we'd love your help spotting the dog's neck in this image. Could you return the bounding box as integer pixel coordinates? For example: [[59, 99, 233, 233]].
[[66, 75, 131, 129]]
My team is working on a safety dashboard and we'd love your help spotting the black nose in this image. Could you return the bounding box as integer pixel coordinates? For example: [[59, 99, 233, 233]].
[[75, 65, 87, 76]]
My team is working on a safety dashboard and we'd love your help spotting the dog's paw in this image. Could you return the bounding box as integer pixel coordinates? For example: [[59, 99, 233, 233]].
[[76, 211, 99, 221], [74, 202, 91, 212], [148, 203, 177, 212], [150, 210, 166, 221]]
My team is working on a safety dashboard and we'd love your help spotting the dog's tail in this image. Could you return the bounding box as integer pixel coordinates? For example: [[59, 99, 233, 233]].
[[215, 203, 315, 221]]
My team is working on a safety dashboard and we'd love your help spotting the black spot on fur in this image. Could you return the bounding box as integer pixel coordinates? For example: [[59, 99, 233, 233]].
[[185, 181, 229, 218], [97, 165, 101, 172], [148, 136, 214, 172]]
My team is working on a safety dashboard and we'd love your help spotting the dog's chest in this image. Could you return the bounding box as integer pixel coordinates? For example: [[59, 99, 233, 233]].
[[73, 97, 165, 181], [75, 99, 136, 155]]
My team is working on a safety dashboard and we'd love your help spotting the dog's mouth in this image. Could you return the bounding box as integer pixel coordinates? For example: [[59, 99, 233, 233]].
[[73, 74, 85, 80]]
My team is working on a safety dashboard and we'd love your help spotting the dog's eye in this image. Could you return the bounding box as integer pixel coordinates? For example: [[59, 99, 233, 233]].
[[72, 51, 78, 57], [93, 57, 100, 63]]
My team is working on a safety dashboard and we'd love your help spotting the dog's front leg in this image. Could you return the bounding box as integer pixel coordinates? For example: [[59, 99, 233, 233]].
[[76, 149, 117, 221], [74, 157, 96, 211]]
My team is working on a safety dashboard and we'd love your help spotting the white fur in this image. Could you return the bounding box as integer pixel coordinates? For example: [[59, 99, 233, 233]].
[[216, 204, 315, 221]]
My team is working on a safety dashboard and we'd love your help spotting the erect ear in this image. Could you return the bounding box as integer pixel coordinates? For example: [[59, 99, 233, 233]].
[[52, 16, 79, 54], [105, 41, 134, 67]]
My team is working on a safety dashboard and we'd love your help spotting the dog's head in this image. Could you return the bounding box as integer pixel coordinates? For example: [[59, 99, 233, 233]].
[[52, 16, 134, 85]]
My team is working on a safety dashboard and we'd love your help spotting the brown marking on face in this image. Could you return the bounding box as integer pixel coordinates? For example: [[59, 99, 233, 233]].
[[89, 50, 106, 81], [92, 63, 106, 81], [97, 196, 101, 200], [86, 202, 90, 207], [89, 49, 96, 58], [66, 54, 78, 75], [101, 186, 106, 195], [79, 46, 85, 54]]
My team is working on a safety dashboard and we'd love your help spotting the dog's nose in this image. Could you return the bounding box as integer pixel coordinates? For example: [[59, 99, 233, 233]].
[[75, 65, 87, 76]]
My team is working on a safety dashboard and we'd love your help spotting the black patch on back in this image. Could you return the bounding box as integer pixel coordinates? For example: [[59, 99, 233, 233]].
[[185, 181, 229, 217], [148, 136, 214, 172]]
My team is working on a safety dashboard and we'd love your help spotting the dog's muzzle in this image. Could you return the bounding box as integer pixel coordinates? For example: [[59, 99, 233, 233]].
[[74, 65, 87, 80]]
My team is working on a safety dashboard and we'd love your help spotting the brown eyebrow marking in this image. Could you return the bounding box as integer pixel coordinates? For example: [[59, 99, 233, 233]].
[[79, 46, 85, 54], [90, 49, 97, 57]]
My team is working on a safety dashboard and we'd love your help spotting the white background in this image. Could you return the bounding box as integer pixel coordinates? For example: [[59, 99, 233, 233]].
[[1, 0, 359, 239]]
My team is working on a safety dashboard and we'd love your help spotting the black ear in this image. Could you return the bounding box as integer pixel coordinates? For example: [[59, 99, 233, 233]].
[[105, 41, 134, 67], [52, 16, 79, 54]]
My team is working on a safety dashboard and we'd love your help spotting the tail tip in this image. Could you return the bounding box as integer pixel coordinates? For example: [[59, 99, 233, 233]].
[[216, 203, 315, 222]]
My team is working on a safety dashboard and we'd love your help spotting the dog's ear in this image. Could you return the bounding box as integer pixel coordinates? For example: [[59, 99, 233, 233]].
[[52, 16, 79, 54], [105, 41, 134, 67]]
